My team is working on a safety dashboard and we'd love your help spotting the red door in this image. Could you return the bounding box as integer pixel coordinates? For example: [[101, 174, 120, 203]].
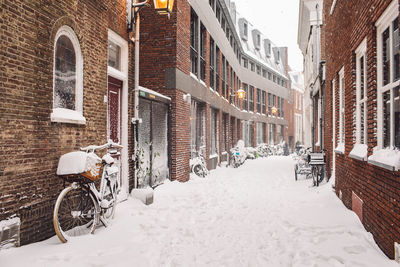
[[108, 77, 122, 144]]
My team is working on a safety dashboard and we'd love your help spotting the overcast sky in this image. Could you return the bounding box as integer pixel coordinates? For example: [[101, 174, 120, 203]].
[[234, 0, 303, 72]]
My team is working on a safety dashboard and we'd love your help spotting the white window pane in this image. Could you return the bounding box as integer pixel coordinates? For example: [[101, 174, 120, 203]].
[[394, 86, 400, 148], [383, 90, 391, 147], [108, 40, 121, 70], [393, 18, 400, 81], [382, 27, 390, 86], [55, 35, 76, 110]]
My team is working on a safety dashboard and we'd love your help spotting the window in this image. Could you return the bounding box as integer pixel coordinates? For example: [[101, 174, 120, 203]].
[[243, 57, 248, 68], [262, 91, 266, 114], [277, 96, 281, 117], [269, 124, 275, 144], [222, 55, 226, 98], [210, 37, 215, 89], [243, 83, 249, 111], [249, 86, 254, 111], [256, 122, 265, 144], [200, 23, 206, 81], [210, 108, 219, 155], [244, 22, 248, 38], [338, 67, 345, 146], [355, 39, 367, 145], [376, 2, 400, 149], [52, 25, 84, 124], [250, 62, 255, 72], [256, 34, 261, 47], [108, 40, 121, 70], [268, 93, 272, 115], [216, 2, 221, 22], [209, 0, 215, 11], [256, 65, 261, 75], [257, 88, 261, 113], [215, 46, 220, 92], [230, 68, 235, 104], [190, 9, 198, 76], [268, 72, 272, 80], [262, 69, 267, 78], [190, 100, 206, 158]]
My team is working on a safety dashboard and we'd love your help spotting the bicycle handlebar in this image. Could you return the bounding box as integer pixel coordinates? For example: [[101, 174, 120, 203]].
[[80, 140, 123, 152]]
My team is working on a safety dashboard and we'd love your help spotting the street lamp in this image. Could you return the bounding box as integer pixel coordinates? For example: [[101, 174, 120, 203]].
[[128, 0, 174, 188], [237, 88, 245, 99], [153, 0, 175, 16], [271, 106, 278, 115]]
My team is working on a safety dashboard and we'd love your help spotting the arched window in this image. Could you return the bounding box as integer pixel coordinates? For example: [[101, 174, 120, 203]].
[[51, 25, 85, 124]]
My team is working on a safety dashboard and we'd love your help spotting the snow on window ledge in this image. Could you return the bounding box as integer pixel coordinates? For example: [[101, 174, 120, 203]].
[[349, 144, 368, 161], [51, 108, 86, 125], [209, 153, 219, 159], [190, 72, 198, 80], [334, 143, 345, 154], [368, 147, 400, 171]]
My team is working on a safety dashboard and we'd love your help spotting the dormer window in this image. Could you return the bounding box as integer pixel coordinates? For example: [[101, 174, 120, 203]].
[[252, 29, 261, 50], [264, 39, 272, 57], [239, 18, 249, 41]]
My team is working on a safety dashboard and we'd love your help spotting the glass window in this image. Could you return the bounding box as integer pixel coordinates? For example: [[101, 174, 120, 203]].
[[355, 40, 367, 145], [210, 109, 219, 155], [108, 40, 121, 70], [250, 62, 255, 72], [200, 23, 206, 81], [190, 9, 199, 76], [210, 37, 215, 89], [54, 35, 77, 110]]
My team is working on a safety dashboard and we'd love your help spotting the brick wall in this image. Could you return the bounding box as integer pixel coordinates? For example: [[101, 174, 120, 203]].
[[324, 0, 400, 258], [0, 0, 132, 245]]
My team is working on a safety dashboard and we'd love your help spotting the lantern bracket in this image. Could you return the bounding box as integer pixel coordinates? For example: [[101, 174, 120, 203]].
[[128, 0, 151, 32]]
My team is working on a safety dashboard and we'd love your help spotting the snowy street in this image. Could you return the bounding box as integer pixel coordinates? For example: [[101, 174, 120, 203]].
[[0, 156, 396, 267]]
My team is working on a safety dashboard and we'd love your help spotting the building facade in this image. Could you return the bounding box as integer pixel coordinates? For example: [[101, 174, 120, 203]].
[[290, 71, 305, 147], [139, 0, 292, 180], [0, 0, 295, 247], [298, 0, 325, 150], [0, 0, 134, 247], [324, 0, 400, 259]]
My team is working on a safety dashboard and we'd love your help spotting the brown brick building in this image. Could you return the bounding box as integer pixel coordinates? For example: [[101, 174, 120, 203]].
[[323, 0, 400, 259], [0, 0, 295, 247]]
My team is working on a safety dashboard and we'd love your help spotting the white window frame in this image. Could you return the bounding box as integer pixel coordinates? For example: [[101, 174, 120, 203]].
[[51, 25, 85, 124], [335, 67, 345, 154], [355, 38, 368, 145], [376, 0, 400, 149]]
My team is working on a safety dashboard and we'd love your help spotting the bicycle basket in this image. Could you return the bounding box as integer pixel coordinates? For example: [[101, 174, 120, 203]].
[[57, 151, 102, 181]]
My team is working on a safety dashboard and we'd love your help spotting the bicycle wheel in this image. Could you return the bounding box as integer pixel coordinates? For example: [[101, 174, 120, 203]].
[[193, 164, 205, 177], [311, 166, 319, 186], [100, 180, 117, 223], [53, 184, 98, 243]]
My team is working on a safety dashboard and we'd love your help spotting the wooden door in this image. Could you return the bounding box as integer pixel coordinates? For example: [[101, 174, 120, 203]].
[[108, 77, 122, 144]]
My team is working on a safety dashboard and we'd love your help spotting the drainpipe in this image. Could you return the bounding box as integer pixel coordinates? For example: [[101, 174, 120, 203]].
[[132, 0, 141, 189]]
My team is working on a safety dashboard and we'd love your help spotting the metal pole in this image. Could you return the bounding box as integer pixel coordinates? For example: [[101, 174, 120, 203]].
[[133, 0, 140, 189]]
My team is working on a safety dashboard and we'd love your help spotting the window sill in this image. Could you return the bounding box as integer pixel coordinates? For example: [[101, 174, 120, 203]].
[[51, 108, 86, 125], [367, 148, 400, 172], [349, 144, 368, 161], [334, 143, 345, 154]]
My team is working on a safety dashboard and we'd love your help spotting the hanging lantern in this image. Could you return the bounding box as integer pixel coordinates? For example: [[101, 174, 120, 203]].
[[271, 106, 278, 115], [237, 88, 246, 99], [153, 0, 174, 15]]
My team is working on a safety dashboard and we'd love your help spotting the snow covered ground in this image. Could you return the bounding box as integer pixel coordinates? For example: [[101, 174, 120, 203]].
[[0, 156, 397, 267]]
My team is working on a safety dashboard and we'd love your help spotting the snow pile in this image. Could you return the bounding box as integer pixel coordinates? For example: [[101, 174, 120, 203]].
[[0, 217, 20, 249], [368, 147, 400, 170], [51, 108, 86, 124], [0, 157, 397, 267], [334, 142, 345, 154], [349, 144, 368, 160]]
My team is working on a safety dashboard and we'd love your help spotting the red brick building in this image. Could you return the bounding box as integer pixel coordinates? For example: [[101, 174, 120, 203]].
[[139, 0, 293, 180], [324, 0, 400, 259]]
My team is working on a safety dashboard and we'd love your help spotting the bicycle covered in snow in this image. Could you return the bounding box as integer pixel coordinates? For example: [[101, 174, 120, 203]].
[[230, 140, 247, 168], [190, 151, 209, 177], [294, 147, 326, 186], [53, 140, 123, 243]]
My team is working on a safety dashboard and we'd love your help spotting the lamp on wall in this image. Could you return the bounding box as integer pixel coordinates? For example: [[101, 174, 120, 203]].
[[230, 87, 246, 100], [153, 0, 175, 16], [271, 106, 278, 115]]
